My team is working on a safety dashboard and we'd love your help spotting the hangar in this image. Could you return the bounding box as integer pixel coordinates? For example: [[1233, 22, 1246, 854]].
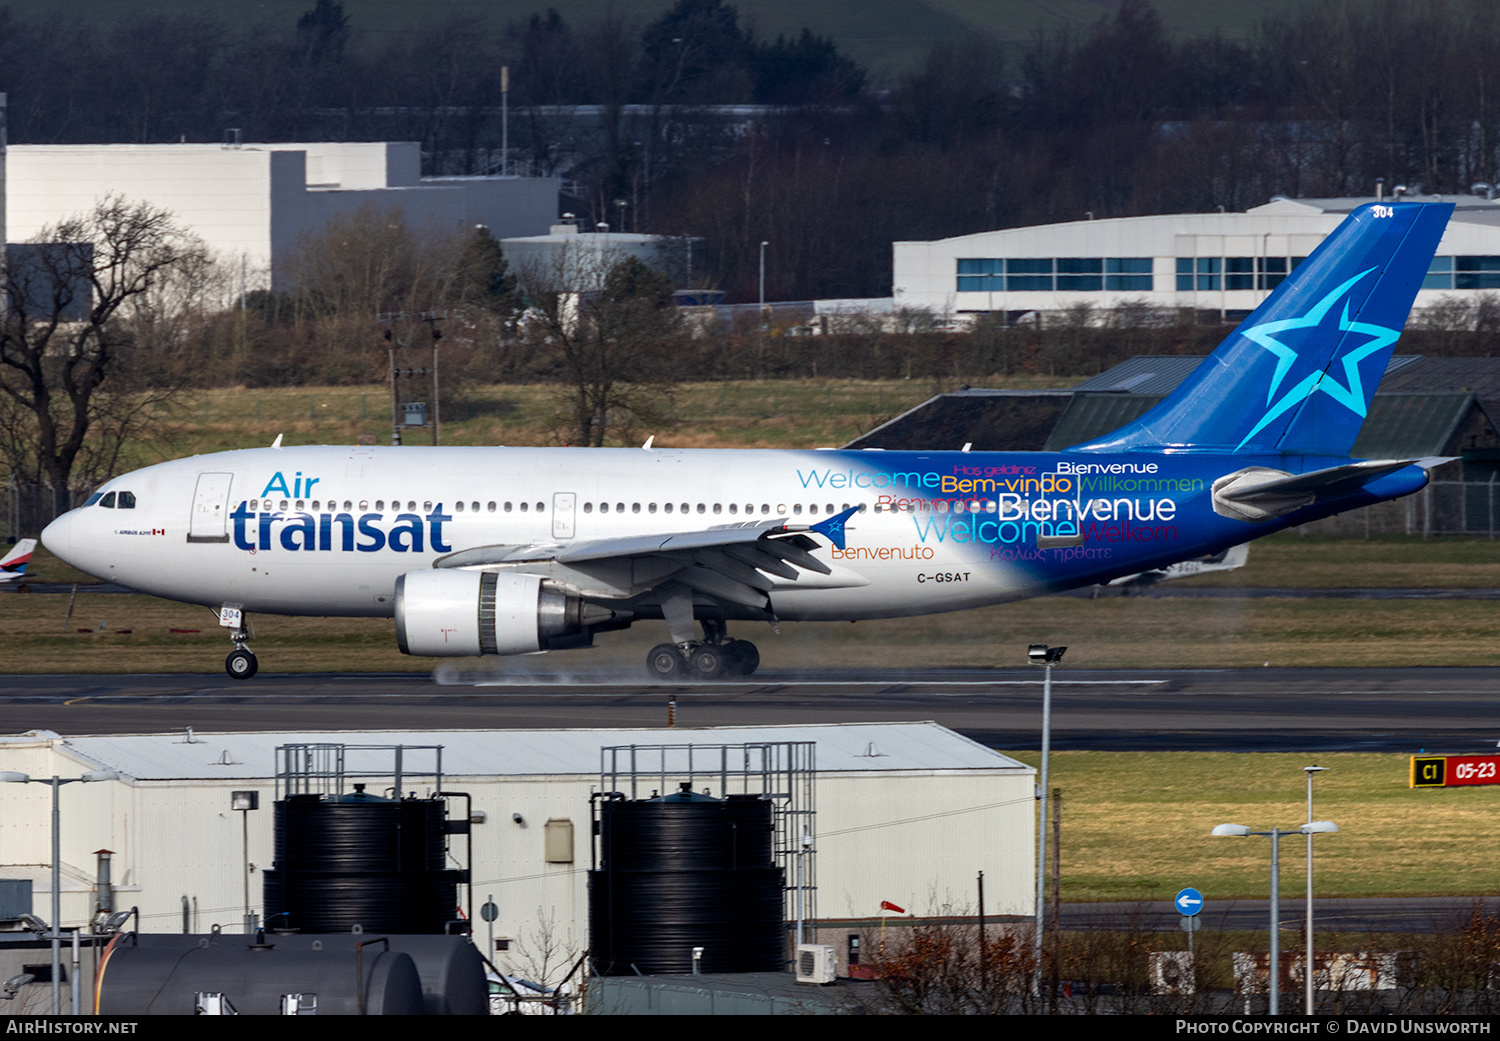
[[0, 722, 1034, 985], [894, 194, 1500, 321]]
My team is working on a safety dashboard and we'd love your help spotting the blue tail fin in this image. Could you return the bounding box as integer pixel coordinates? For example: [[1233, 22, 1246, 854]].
[[1069, 201, 1452, 456]]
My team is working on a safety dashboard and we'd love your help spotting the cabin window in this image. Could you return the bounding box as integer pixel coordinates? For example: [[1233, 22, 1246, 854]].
[[761, 504, 770, 515], [471, 502, 479, 513], [487, 502, 495, 512], [729, 504, 737, 514], [455, 501, 465, 512], [713, 504, 722, 514], [664, 503, 673, 514], [697, 503, 706, 514], [600, 502, 609, 513], [583, 502, 593, 513], [632, 503, 641, 514], [793, 504, 802, 515], [520, 502, 528, 512], [536, 502, 545, 512], [295, 500, 304, 511], [505, 502, 512, 512], [648, 503, 657, 514], [423, 501, 432, 512], [279, 500, 289, 511], [359, 501, 369, 511]]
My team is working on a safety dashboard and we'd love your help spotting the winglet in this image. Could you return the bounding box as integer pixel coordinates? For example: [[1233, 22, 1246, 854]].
[[810, 505, 859, 551], [271, 434, 283, 449], [642, 435, 655, 451]]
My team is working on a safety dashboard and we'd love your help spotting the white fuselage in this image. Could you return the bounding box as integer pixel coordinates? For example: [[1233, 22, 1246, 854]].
[[43, 445, 1073, 622]]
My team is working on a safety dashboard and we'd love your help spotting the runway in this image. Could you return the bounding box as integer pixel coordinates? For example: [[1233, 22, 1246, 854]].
[[3, 666, 1498, 752]]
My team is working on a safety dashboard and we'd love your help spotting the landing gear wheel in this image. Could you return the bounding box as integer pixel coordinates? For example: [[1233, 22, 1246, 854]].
[[726, 639, 759, 676], [689, 645, 727, 680], [226, 648, 259, 680], [647, 643, 684, 680]]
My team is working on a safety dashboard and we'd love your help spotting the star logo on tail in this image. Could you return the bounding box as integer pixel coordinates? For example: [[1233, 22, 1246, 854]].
[[1234, 267, 1400, 450]]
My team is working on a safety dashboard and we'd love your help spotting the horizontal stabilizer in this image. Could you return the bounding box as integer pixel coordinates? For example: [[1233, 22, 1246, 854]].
[[1212, 459, 1427, 522]]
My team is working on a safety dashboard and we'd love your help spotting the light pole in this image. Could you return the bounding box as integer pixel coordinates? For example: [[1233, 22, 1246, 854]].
[[232, 790, 260, 933], [1304, 765, 1326, 1014], [1, 768, 118, 1013], [1212, 819, 1339, 1015], [1027, 643, 1066, 998], [759, 240, 768, 316]]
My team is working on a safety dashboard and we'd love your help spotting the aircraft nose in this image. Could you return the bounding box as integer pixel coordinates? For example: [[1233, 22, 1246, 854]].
[[41, 511, 73, 564]]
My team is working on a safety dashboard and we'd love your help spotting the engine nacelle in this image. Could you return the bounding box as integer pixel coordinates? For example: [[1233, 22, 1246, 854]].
[[395, 569, 608, 657]]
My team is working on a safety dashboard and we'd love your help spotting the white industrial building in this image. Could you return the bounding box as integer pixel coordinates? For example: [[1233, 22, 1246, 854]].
[[0, 723, 1034, 980], [501, 223, 704, 291], [3, 142, 559, 290], [894, 195, 1500, 320]]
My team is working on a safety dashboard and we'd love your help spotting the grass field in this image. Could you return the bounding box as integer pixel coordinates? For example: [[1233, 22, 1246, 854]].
[[1004, 751, 1500, 903], [168, 378, 982, 457]]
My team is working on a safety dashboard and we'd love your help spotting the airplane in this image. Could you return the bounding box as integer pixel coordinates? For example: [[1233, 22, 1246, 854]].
[[0, 539, 37, 584], [41, 200, 1452, 681]]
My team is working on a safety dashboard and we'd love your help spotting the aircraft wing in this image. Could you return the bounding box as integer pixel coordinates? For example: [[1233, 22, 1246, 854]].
[[431, 508, 858, 608]]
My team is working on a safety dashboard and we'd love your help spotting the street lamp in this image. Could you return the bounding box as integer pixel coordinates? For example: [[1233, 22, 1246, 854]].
[[1304, 765, 1327, 1014], [232, 790, 260, 934], [759, 240, 769, 314], [1, 768, 119, 1014], [1027, 643, 1066, 995], [1211, 819, 1339, 1015]]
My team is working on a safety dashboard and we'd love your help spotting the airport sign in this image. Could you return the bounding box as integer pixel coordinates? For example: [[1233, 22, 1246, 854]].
[[1410, 754, 1500, 788]]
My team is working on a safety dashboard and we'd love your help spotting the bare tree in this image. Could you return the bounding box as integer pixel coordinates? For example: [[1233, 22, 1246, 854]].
[[0, 196, 209, 522], [519, 248, 682, 446]]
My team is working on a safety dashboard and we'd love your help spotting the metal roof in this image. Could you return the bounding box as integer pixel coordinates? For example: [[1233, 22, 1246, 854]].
[[9, 722, 1029, 783], [1351, 392, 1478, 458], [845, 390, 1074, 451], [1043, 393, 1163, 451], [1069, 356, 1206, 395]]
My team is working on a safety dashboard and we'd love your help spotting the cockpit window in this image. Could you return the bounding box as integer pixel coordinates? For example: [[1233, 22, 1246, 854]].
[[85, 493, 104, 507], [99, 492, 117, 508], [117, 491, 136, 509]]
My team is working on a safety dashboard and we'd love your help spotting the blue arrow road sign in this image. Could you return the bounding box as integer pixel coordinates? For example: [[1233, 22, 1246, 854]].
[[1174, 888, 1204, 916]]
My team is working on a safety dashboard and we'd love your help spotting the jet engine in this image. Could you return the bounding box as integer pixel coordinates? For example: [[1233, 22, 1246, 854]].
[[394, 569, 616, 656]]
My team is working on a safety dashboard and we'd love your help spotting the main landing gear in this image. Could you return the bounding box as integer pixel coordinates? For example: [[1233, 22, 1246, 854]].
[[225, 614, 258, 680], [646, 620, 759, 681]]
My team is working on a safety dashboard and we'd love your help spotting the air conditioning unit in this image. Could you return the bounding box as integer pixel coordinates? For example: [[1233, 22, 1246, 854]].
[[796, 944, 836, 985]]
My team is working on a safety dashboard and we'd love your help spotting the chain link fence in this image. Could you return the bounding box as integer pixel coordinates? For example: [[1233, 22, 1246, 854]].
[[1295, 479, 1500, 538], [4, 475, 93, 542]]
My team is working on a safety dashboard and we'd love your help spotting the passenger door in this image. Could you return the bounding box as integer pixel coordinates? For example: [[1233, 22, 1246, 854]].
[[188, 472, 234, 543], [552, 492, 576, 539]]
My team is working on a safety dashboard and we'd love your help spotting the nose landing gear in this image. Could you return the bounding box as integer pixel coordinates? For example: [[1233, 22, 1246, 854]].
[[223, 611, 258, 680]]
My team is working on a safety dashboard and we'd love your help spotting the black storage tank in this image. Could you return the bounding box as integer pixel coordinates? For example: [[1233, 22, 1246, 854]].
[[589, 785, 784, 975], [263, 787, 463, 934]]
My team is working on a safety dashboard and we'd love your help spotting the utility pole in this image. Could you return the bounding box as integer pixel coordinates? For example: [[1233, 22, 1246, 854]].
[[378, 311, 447, 446]]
